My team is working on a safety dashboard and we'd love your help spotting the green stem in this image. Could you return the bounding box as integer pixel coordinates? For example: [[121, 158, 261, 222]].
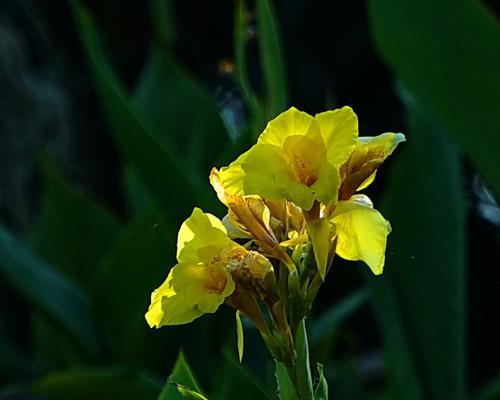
[[276, 319, 314, 400]]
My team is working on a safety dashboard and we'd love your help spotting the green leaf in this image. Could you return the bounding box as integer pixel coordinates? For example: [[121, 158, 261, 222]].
[[275, 361, 298, 400], [133, 46, 230, 175], [31, 157, 121, 286], [218, 352, 274, 400], [236, 310, 244, 362], [314, 363, 328, 400], [168, 379, 208, 400], [371, 106, 466, 400], [256, 0, 288, 117], [234, 0, 265, 135], [29, 367, 161, 400], [368, 0, 500, 199], [159, 353, 203, 400], [72, 3, 210, 225], [92, 208, 173, 367], [0, 227, 99, 354], [310, 287, 369, 346], [295, 320, 314, 399]]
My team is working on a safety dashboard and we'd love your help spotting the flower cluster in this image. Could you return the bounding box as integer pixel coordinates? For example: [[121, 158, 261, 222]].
[[146, 106, 404, 362]]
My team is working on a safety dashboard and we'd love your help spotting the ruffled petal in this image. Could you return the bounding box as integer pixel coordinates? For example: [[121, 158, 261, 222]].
[[259, 107, 321, 147], [177, 208, 232, 263], [315, 106, 358, 168], [332, 198, 391, 275], [340, 132, 405, 198], [145, 262, 234, 327]]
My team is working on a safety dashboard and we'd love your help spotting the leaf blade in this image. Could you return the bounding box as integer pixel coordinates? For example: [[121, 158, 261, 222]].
[[369, 0, 500, 199], [256, 0, 288, 117], [0, 227, 99, 354], [371, 105, 466, 400]]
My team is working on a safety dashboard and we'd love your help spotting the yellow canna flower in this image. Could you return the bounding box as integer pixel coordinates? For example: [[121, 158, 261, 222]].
[[218, 106, 359, 211], [331, 194, 391, 275], [146, 208, 241, 327]]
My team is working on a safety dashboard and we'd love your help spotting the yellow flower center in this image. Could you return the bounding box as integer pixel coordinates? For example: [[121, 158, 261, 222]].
[[282, 135, 326, 187], [204, 263, 229, 293]]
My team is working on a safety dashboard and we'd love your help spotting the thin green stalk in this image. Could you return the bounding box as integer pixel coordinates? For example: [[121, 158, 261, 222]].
[[275, 319, 314, 400]]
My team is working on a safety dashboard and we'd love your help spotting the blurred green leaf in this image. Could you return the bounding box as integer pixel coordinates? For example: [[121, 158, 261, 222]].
[[234, 0, 265, 135], [30, 367, 161, 400], [92, 208, 172, 366], [314, 363, 328, 400], [0, 227, 99, 355], [72, 3, 210, 226], [159, 353, 203, 400], [328, 362, 364, 400], [310, 287, 369, 346], [256, 0, 288, 117], [149, 0, 175, 47], [134, 46, 230, 175], [218, 352, 274, 400], [371, 106, 466, 400], [32, 314, 84, 369], [369, 0, 500, 199], [474, 377, 500, 400], [31, 157, 121, 286]]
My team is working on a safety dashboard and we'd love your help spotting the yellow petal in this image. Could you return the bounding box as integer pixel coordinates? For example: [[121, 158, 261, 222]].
[[340, 132, 405, 198], [219, 143, 287, 200], [222, 213, 252, 239], [209, 167, 228, 206], [177, 208, 231, 263], [241, 250, 274, 281], [356, 171, 376, 191], [306, 218, 332, 279], [315, 106, 358, 168], [332, 198, 391, 275], [276, 167, 316, 210], [310, 160, 340, 206], [145, 262, 235, 327], [259, 107, 321, 147]]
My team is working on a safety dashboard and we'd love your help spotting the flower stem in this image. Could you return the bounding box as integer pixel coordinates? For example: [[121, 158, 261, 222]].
[[276, 319, 314, 400]]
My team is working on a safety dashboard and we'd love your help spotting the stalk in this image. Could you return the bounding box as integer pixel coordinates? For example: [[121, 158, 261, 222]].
[[275, 319, 314, 400]]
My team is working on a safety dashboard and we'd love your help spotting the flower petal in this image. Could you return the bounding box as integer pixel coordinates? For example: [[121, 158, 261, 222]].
[[315, 106, 359, 168], [219, 143, 287, 200], [340, 132, 405, 198], [332, 199, 391, 275], [311, 161, 340, 206], [259, 107, 320, 147], [177, 208, 232, 263], [145, 262, 235, 327], [307, 218, 332, 279]]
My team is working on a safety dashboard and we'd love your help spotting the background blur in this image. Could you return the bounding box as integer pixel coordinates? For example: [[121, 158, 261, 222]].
[[0, 0, 499, 399]]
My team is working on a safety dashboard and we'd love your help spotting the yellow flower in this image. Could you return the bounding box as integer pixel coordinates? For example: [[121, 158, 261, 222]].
[[331, 194, 391, 275], [146, 208, 240, 327], [219, 106, 358, 211]]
